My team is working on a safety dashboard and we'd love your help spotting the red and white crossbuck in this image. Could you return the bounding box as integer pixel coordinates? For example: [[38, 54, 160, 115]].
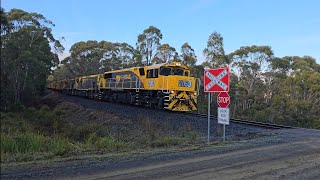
[[204, 67, 230, 92]]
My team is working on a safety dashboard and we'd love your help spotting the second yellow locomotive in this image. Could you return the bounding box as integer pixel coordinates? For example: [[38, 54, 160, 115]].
[[48, 62, 199, 111]]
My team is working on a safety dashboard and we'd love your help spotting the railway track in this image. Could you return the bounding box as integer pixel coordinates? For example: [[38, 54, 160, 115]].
[[177, 112, 293, 129], [53, 90, 293, 130]]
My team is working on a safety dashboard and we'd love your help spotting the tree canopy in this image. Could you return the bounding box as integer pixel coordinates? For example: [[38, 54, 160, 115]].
[[136, 26, 162, 65], [203, 32, 228, 68], [1, 8, 64, 110]]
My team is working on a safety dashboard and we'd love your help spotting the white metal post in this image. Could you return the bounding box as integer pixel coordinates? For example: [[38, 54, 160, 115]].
[[207, 93, 211, 144], [223, 124, 225, 142]]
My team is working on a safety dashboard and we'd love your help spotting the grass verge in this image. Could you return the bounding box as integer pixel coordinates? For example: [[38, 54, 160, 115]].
[[1, 94, 201, 163]]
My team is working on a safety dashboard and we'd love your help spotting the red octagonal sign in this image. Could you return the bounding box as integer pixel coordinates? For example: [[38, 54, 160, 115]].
[[217, 92, 230, 108]]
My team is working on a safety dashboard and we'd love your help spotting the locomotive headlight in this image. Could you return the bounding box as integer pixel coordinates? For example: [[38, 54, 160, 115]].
[[171, 90, 175, 94], [193, 92, 197, 96]]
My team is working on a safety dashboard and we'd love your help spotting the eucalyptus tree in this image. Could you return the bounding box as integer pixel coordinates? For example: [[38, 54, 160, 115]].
[[136, 26, 162, 65], [112, 42, 135, 68], [203, 32, 228, 68], [228, 45, 274, 112], [59, 41, 137, 78], [132, 49, 143, 67], [1, 8, 63, 110], [268, 56, 320, 127], [229, 45, 273, 76], [51, 64, 72, 81], [180, 43, 197, 67], [153, 43, 177, 63], [63, 40, 104, 77]]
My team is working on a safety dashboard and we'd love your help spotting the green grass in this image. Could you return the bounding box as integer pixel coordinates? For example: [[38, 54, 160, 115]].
[[85, 133, 131, 151], [0, 133, 75, 154], [156, 136, 183, 147], [152, 132, 200, 147], [0, 107, 135, 162], [1, 102, 201, 163]]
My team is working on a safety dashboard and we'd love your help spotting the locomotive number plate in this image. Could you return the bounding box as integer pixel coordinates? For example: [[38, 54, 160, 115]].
[[178, 80, 192, 88], [148, 80, 155, 87]]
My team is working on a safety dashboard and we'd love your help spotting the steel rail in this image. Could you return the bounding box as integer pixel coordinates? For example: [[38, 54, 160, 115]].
[[176, 112, 293, 129]]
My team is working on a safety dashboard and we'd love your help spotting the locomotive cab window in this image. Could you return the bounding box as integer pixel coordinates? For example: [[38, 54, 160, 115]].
[[104, 73, 112, 79], [139, 68, 145, 76], [184, 71, 189, 76], [147, 69, 158, 78], [173, 68, 184, 76], [160, 67, 172, 76]]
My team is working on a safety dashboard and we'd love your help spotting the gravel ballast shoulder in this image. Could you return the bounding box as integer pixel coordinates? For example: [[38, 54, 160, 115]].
[[61, 94, 279, 141]]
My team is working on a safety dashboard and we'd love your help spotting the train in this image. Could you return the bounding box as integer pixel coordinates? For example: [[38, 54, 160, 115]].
[[47, 62, 200, 111]]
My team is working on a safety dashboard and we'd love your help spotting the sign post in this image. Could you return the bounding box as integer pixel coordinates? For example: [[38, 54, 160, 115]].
[[218, 107, 229, 142], [204, 67, 230, 143], [217, 92, 230, 142], [207, 93, 210, 144]]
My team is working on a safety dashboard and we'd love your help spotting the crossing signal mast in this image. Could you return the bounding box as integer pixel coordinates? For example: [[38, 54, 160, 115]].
[[204, 67, 230, 143]]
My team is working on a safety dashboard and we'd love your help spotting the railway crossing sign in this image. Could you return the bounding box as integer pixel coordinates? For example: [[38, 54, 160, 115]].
[[203, 67, 231, 144], [217, 92, 230, 108], [204, 67, 229, 92]]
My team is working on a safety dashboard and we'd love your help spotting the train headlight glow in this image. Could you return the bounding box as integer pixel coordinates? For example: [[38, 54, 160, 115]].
[[193, 92, 197, 96], [171, 90, 175, 94]]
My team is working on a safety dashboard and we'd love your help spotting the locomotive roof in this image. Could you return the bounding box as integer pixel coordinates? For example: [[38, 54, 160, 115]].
[[147, 62, 188, 69], [146, 63, 166, 69], [103, 62, 189, 74]]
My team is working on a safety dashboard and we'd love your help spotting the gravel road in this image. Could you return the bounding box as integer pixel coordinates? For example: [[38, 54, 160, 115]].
[[87, 131, 320, 180]]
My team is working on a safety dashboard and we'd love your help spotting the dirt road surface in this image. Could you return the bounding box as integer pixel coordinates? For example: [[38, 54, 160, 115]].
[[2, 128, 320, 180]]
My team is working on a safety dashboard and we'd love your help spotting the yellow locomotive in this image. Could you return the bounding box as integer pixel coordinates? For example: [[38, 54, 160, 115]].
[[48, 62, 200, 111]]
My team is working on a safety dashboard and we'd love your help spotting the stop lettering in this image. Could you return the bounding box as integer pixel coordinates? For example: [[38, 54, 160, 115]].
[[217, 92, 230, 108]]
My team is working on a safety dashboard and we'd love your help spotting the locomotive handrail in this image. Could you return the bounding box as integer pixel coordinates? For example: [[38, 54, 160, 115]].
[[196, 78, 200, 96], [162, 76, 165, 92], [130, 78, 132, 89], [162, 76, 169, 93], [136, 77, 140, 92], [167, 77, 169, 93]]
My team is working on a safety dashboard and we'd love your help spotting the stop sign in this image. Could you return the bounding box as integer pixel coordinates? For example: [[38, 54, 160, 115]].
[[217, 92, 230, 108]]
